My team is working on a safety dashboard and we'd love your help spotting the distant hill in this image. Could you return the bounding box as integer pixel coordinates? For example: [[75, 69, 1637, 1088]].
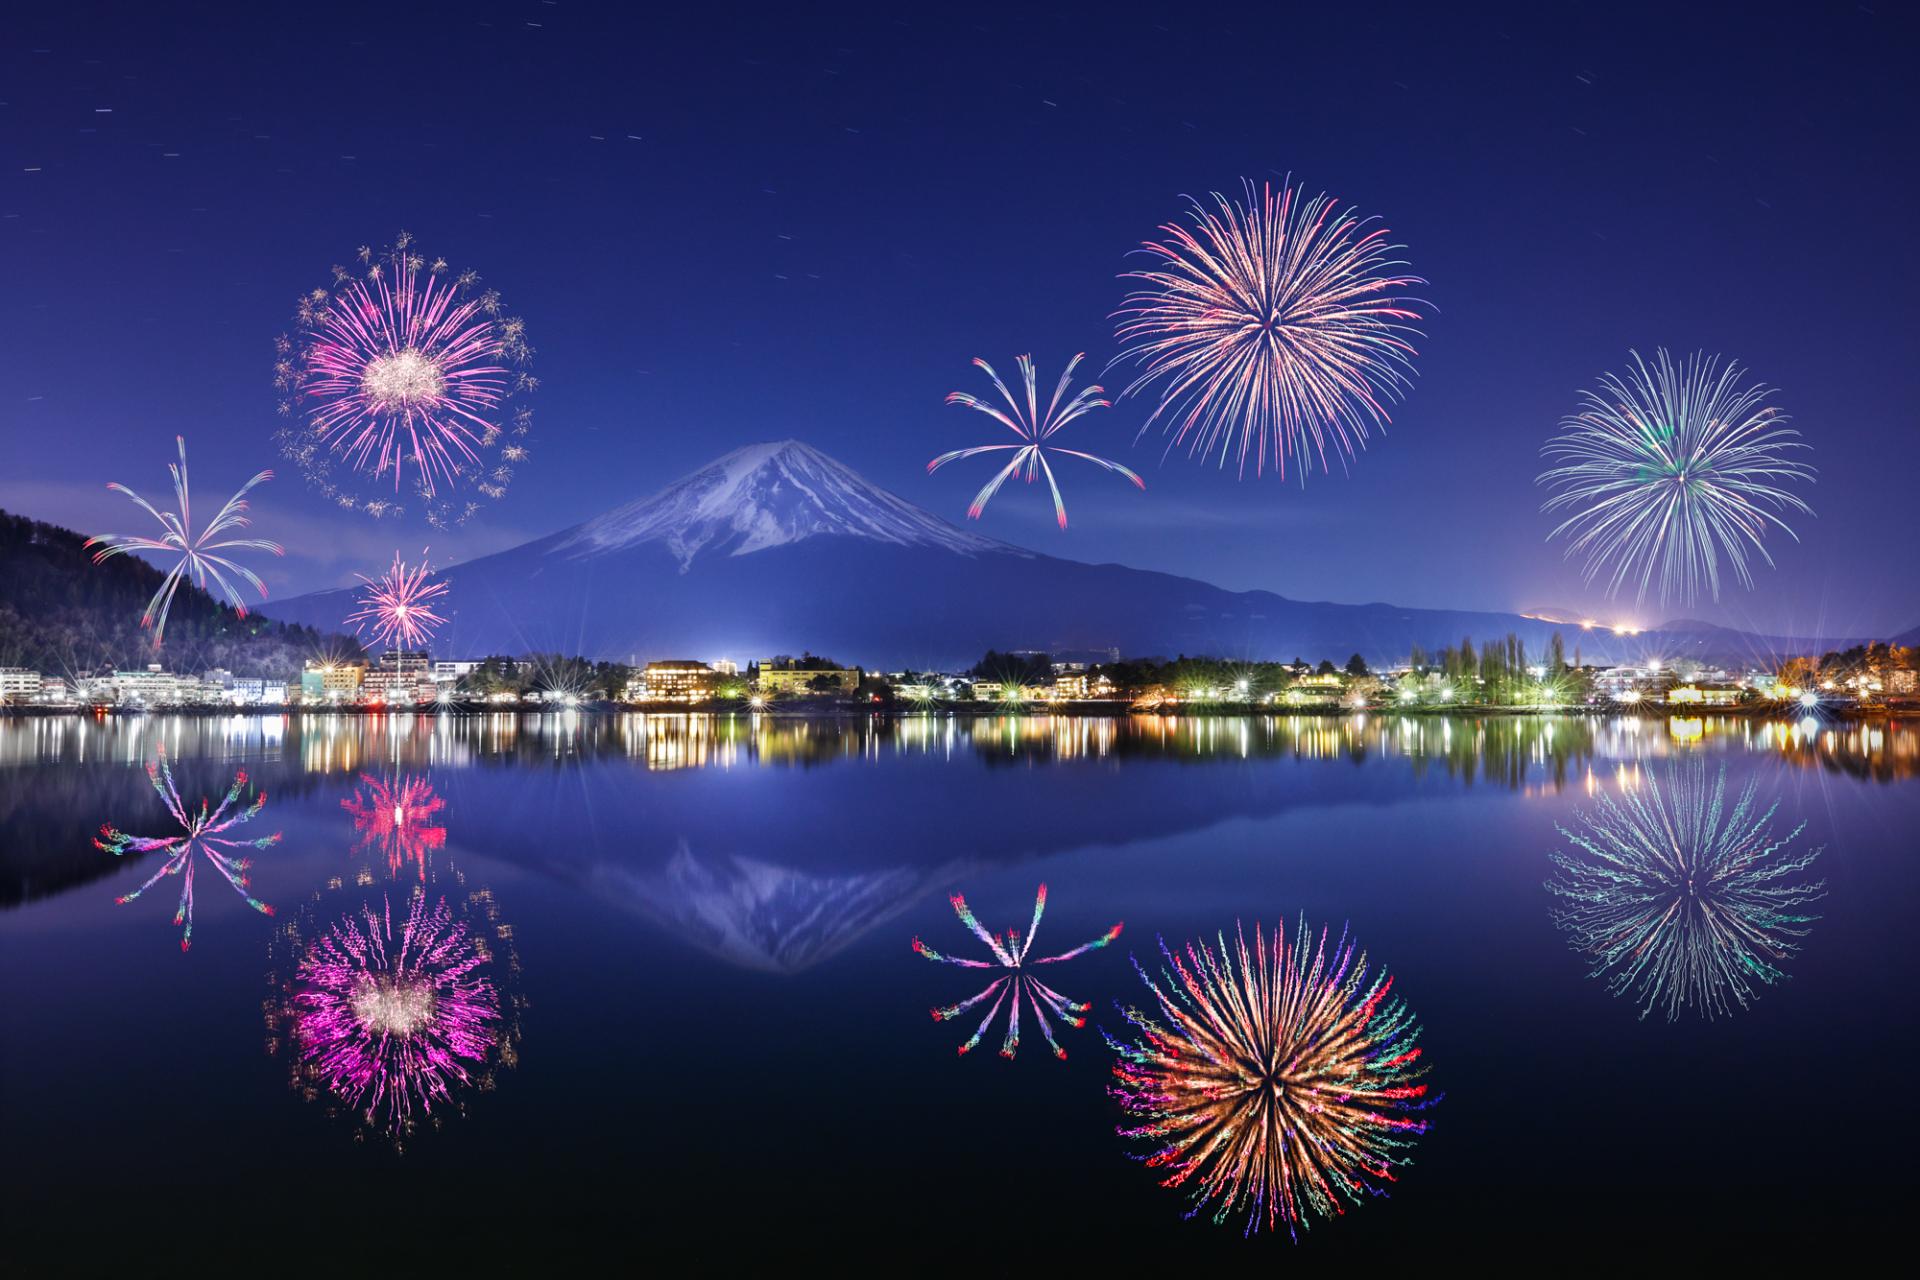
[[0, 508, 359, 677], [260, 440, 1910, 669]]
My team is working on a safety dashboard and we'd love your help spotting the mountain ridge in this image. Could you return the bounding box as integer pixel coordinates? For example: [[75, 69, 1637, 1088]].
[[258, 441, 1911, 668]]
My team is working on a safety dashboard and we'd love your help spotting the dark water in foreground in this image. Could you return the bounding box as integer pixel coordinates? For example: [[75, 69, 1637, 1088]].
[[2, 711, 1914, 1263]]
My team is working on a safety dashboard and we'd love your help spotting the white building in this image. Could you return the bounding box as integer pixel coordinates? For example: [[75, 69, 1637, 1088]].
[[0, 667, 44, 703]]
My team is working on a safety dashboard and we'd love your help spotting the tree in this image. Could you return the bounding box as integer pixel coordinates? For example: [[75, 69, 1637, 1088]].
[[1344, 652, 1369, 677], [1315, 659, 1337, 677]]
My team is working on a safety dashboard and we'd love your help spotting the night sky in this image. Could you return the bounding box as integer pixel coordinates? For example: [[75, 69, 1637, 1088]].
[[3, 2, 1914, 637]]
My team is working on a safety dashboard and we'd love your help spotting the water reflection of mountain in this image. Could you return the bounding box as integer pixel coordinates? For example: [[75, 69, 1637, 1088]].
[[5, 712, 1913, 913], [590, 841, 979, 974]]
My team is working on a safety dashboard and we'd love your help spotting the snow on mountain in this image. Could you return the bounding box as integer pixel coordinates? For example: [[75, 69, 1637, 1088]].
[[555, 439, 1014, 570]]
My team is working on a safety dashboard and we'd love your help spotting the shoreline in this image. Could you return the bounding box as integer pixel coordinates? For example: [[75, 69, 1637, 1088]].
[[4, 702, 1911, 721]]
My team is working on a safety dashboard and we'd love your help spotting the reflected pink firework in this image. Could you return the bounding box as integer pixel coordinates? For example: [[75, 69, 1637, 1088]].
[[94, 745, 280, 951], [928, 354, 1144, 529], [913, 883, 1122, 1059], [343, 773, 449, 880], [275, 232, 534, 527], [345, 550, 450, 649], [289, 889, 501, 1139], [85, 436, 283, 648]]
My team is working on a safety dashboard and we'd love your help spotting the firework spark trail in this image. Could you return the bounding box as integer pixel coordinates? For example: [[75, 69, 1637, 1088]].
[[913, 883, 1122, 1059], [276, 233, 534, 527], [94, 746, 280, 951], [342, 772, 449, 880], [85, 436, 283, 648], [290, 888, 502, 1138], [928, 354, 1143, 529], [1105, 917, 1436, 1238], [344, 550, 451, 650], [1546, 761, 1824, 1020], [1538, 348, 1816, 606], [1111, 178, 1427, 482]]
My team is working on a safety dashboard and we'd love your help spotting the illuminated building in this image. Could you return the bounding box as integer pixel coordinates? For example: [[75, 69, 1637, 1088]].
[[0, 667, 44, 703], [302, 661, 368, 702], [1667, 683, 1744, 707], [637, 660, 716, 704], [755, 663, 861, 696]]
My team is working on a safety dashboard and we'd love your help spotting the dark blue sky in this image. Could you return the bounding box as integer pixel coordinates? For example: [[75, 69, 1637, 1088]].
[[3, 1, 1915, 637]]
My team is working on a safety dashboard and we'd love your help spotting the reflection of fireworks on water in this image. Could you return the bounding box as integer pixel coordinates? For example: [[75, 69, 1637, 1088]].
[[266, 868, 522, 1148], [86, 436, 283, 648], [1546, 762, 1824, 1020], [343, 550, 451, 650], [913, 884, 1122, 1059], [274, 232, 534, 528], [1538, 349, 1815, 606], [1112, 179, 1426, 482], [342, 773, 448, 880], [1105, 918, 1435, 1239], [94, 746, 280, 951], [928, 354, 1143, 530]]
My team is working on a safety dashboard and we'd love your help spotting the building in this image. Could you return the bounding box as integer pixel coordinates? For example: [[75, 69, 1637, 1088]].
[[756, 663, 861, 696], [1667, 683, 1745, 707], [0, 667, 44, 703], [433, 659, 484, 684], [302, 661, 367, 702], [635, 660, 715, 704]]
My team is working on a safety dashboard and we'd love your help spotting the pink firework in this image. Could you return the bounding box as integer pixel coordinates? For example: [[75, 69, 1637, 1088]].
[[1112, 178, 1427, 481], [343, 772, 449, 880], [85, 436, 283, 648], [94, 746, 280, 951], [913, 884, 1123, 1059], [345, 550, 450, 650], [275, 232, 534, 526], [928, 354, 1144, 529], [288, 889, 502, 1139]]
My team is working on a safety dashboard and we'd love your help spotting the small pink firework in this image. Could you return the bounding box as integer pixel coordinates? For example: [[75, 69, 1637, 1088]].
[[928, 354, 1144, 529], [345, 550, 450, 650], [913, 883, 1122, 1059], [94, 746, 281, 951], [85, 436, 284, 648], [289, 889, 502, 1140], [342, 772, 449, 880]]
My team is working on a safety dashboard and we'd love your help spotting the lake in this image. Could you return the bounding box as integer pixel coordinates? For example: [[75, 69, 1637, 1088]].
[[1, 711, 1913, 1262]]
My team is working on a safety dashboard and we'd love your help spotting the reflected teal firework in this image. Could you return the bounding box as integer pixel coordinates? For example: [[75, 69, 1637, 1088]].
[[1538, 348, 1815, 606], [1546, 761, 1825, 1020]]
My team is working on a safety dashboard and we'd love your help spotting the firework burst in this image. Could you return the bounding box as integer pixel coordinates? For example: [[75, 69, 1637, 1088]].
[[85, 436, 283, 648], [343, 772, 449, 880], [281, 887, 506, 1143], [928, 354, 1143, 529], [1546, 761, 1824, 1020], [94, 746, 281, 951], [1538, 349, 1815, 606], [1111, 178, 1427, 481], [1106, 917, 1436, 1238], [913, 884, 1122, 1058], [274, 232, 534, 528], [345, 550, 451, 650]]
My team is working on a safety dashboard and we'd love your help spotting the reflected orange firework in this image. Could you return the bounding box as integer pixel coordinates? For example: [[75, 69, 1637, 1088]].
[[1106, 917, 1436, 1238]]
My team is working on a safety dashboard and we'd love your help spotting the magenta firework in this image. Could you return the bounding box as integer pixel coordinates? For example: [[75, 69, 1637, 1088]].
[[285, 889, 504, 1142], [913, 884, 1123, 1059], [344, 550, 451, 650], [1112, 179, 1427, 481], [94, 746, 281, 951], [928, 354, 1144, 529], [85, 436, 283, 648], [274, 232, 534, 527], [342, 772, 449, 881]]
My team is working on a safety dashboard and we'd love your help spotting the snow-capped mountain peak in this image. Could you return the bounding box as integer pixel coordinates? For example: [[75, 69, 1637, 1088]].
[[556, 439, 1014, 570]]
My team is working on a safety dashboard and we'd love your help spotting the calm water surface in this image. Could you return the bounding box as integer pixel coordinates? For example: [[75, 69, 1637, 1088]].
[[2, 711, 1914, 1262]]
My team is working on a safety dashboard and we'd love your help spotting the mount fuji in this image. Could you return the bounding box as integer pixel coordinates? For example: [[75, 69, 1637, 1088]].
[[261, 440, 1798, 668]]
